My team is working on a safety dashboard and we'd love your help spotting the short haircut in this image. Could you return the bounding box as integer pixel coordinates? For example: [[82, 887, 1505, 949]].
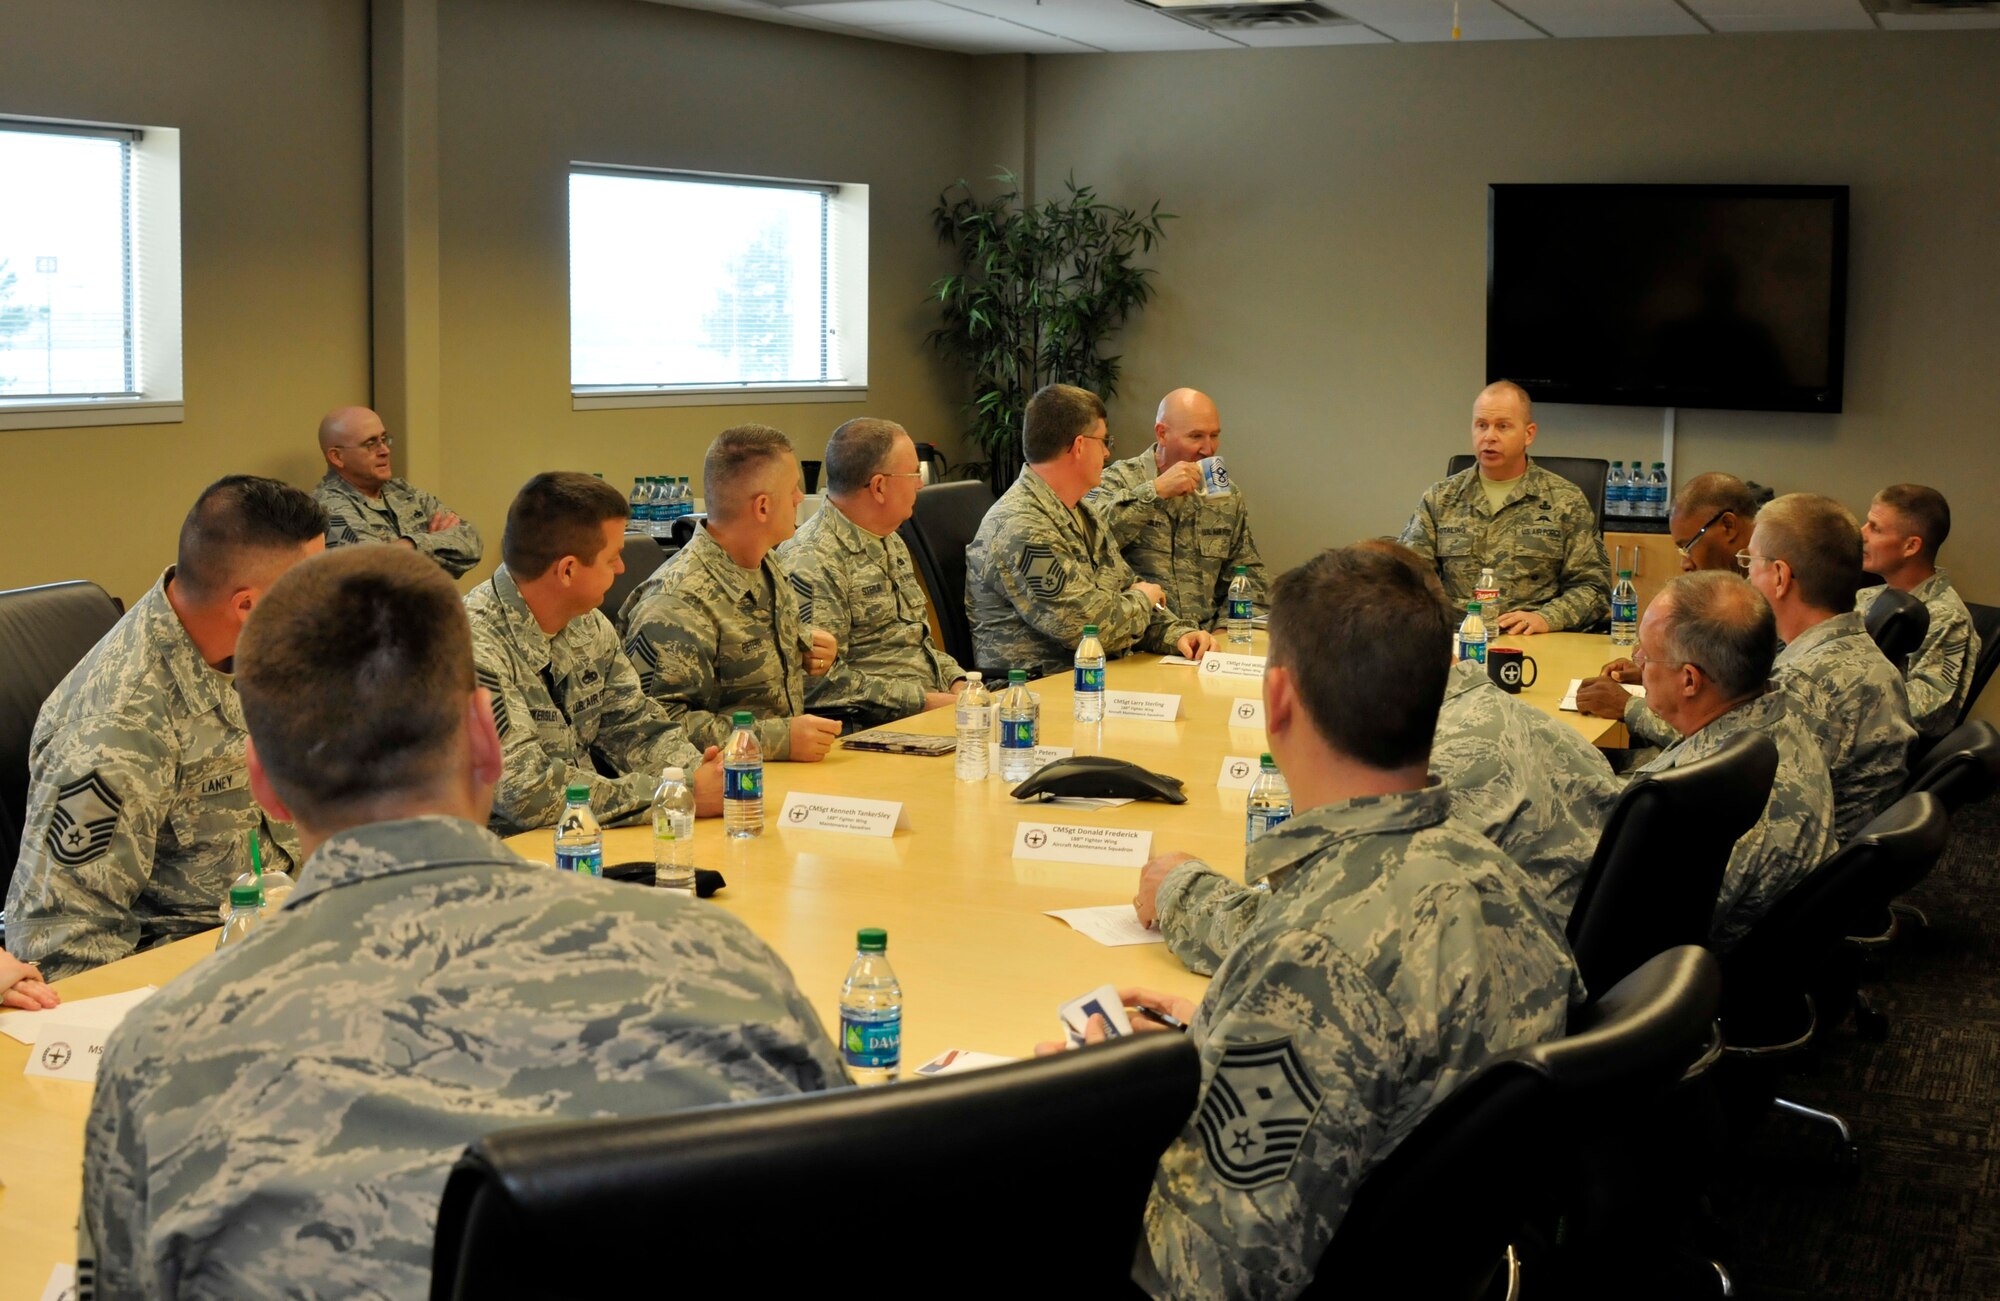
[[1874, 484, 1951, 560], [1674, 472, 1760, 523], [174, 475, 328, 603], [703, 424, 794, 522], [1268, 545, 1452, 770], [500, 472, 627, 578], [1755, 493, 1865, 612], [1352, 536, 1455, 619], [237, 546, 473, 825], [1022, 384, 1107, 464], [824, 418, 907, 496], [1477, 379, 1533, 422], [1653, 571, 1777, 699]]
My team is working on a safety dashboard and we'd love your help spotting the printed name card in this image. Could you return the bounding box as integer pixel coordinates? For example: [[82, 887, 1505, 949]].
[[992, 745, 1073, 778], [1216, 756, 1263, 790], [1103, 691, 1182, 722], [1199, 652, 1267, 680], [1011, 821, 1153, 868], [1227, 698, 1266, 729], [23, 1023, 109, 1082], [777, 792, 909, 838]]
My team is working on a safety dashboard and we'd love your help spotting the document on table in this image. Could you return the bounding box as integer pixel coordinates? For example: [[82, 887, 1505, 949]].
[[0, 986, 157, 1046], [1045, 904, 1165, 947], [1558, 679, 1644, 712]]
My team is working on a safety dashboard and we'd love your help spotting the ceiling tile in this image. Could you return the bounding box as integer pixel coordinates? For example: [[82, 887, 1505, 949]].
[[1223, 22, 1396, 44], [859, 15, 1106, 48], [1685, 0, 1875, 25], [781, 0, 968, 24], [1876, 12, 2000, 28], [1330, 0, 1547, 40], [1509, 0, 1710, 37]]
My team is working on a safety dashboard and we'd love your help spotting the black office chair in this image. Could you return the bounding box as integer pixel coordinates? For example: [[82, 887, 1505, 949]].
[[0, 581, 125, 913], [898, 479, 995, 672], [602, 533, 668, 634], [1446, 454, 1611, 533], [1900, 718, 2000, 812], [1565, 731, 1779, 998], [431, 1032, 1199, 1300], [1863, 588, 1929, 672], [1960, 601, 2000, 726], [1309, 946, 1721, 1301]]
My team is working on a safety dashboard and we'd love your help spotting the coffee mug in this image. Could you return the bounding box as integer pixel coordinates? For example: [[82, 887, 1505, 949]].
[[1487, 647, 1537, 694], [1196, 455, 1232, 496]]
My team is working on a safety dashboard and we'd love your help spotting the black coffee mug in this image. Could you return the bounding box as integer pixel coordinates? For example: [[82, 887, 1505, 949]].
[[1487, 647, 1538, 694], [800, 459, 823, 494]]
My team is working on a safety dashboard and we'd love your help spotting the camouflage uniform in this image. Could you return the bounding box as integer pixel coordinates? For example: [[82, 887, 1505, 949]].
[[314, 471, 483, 579], [465, 565, 699, 835], [1857, 572, 1982, 740], [1140, 783, 1578, 1300], [1159, 661, 1618, 975], [1087, 449, 1268, 629], [619, 526, 812, 759], [967, 466, 1198, 679], [1637, 689, 1837, 949], [1621, 694, 1679, 749], [83, 814, 842, 1300], [3, 573, 300, 981], [779, 500, 965, 721], [1772, 611, 1916, 845], [1399, 460, 1612, 631]]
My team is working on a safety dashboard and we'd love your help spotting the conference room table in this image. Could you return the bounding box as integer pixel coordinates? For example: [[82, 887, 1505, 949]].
[[0, 630, 1626, 1298]]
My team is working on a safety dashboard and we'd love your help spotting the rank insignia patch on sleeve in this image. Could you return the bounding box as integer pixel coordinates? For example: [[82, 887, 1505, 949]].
[[46, 770, 123, 867], [1195, 1038, 1324, 1191], [476, 666, 509, 738], [1017, 543, 1068, 598]]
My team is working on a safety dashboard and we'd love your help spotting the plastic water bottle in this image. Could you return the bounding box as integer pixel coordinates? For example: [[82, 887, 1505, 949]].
[[722, 711, 764, 838], [214, 883, 266, 951], [554, 785, 603, 875], [678, 476, 694, 519], [1455, 602, 1488, 665], [656, 477, 678, 536], [1611, 570, 1639, 648], [629, 477, 648, 531], [1224, 566, 1254, 644], [665, 476, 685, 523], [652, 765, 696, 893], [839, 927, 902, 1086], [1606, 462, 1629, 522], [998, 669, 1040, 782], [1246, 754, 1292, 844], [1474, 565, 1500, 618], [1073, 626, 1106, 723], [956, 672, 992, 781], [1645, 463, 1670, 520]]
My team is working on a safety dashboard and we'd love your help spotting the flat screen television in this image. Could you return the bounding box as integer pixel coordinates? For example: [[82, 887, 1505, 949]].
[[1487, 184, 1848, 413]]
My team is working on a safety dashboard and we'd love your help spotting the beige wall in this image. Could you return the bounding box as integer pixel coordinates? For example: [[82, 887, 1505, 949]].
[[1026, 31, 2000, 623], [0, 0, 371, 605]]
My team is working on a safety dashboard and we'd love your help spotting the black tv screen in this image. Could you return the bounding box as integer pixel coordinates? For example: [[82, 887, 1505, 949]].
[[1487, 184, 1848, 413]]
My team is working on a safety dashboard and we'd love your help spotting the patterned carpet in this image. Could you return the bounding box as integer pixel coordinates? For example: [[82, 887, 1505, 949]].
[[1724, 791, 2000, 1299]]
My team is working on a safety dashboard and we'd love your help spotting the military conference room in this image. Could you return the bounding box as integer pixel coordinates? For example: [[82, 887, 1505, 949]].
[[1, 1, 1997, 1298]]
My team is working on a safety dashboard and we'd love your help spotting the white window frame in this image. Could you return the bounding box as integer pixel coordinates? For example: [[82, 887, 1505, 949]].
[[0, 115, 183, 431], [568, 164, 868, 410]]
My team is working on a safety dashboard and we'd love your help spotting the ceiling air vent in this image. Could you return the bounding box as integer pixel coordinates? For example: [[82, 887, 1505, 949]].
[[1131, 0, 1357, 30], [1863, 0, 2000, 11]]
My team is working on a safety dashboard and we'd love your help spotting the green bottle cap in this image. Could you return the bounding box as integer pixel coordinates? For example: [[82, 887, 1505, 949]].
[[1260, 753, 1276, 769], [732, 710, 755, 726], [1467, 602, 1483, 614], [1082, 625, 1098, 637], [1008, 669, 1028, 684], [228, 883, 264, 909], [857, 927, 887, 952], [1234, 565, 1247, 575], [1618, 569, 1633, 578], [564, 784, 589, 803]]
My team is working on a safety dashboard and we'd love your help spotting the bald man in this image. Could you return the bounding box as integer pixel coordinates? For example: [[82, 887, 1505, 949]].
[[1086, 388, 1267, 629], [314, 406, 483, 578]]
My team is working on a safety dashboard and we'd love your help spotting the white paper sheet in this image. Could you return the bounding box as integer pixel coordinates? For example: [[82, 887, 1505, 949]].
[[1558, 679, 1645, 712], [0, 985, 157, 1046], [1045, 904, 1166, 946]]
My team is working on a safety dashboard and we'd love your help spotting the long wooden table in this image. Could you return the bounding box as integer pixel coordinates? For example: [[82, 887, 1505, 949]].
[[0, 631, 1625, 1298]]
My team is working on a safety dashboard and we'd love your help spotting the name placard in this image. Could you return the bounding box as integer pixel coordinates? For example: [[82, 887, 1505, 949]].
[[23, 1022, 109, 1082], [1011, 821, 1153, 868], [992, 745, 1073, 778], [1103, 691, 1182, 722], [1216, 755, 1263, 790], [1227, 698, 1266, 729], [777, 792, 909, 838], [1199, 652, 1267, 680]]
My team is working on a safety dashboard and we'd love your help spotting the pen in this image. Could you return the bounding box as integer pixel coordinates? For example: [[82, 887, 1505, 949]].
[[1133, 1005, 1188, 1032]]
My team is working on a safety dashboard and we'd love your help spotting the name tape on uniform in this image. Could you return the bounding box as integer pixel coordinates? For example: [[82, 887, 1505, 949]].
[[1227, 698, 1266, 729], [1216, 755, 1263, 790], [777, 792, 910, 838], [1011, 821, 1153, 868], [1103, 691, 1182, 721], [23, 1022, 109, 1082], [1199, 652, 1267, 680]]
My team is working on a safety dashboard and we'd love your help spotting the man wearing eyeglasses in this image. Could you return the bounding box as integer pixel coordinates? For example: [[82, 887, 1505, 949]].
[[779, 418, 968, 729], [314, 406, 484, 578]]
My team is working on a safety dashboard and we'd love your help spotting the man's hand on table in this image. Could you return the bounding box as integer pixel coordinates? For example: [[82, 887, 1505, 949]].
[[1176, 630, 1216, 661], [0, 950, 57, 1010], [1032, 987, 1198, 1056], [1575, 676, 1637, 721], [1493, 609, 1551, 636], [1134, 851, 1200, 929], [690, 747, 724, 817]]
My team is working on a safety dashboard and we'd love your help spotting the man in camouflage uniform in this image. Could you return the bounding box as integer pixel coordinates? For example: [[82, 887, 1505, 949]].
[[779, 417, 967, 728], [4, 476, 323, 980], [1085, 388, 1267, 629], [465, 472, 721, 835], [1857, 483, 1982, 739], [83, 546, 842, 1298], [1630, 572, 1837, 946], [1749, 493, 1915, 844], [620, 425, 839, 760], [1057, 546, 1579, 1299], [1400, 380, 1611, 634], [313, 405, 483, 578], [967, 384, 1215, 678]]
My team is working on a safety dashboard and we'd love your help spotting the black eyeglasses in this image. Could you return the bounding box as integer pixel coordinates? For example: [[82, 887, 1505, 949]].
[[343, 433, 393, 454], [1674, 509, 1728, 558], [1079, 433, 1115, 454]]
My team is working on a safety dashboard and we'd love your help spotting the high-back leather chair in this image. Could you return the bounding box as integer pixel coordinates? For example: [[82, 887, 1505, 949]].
[[1308, 946, 1721, 1300], [1566, 731, 1778, 997], [1901, 719, 2000, 814], [1446, 454, 1611, 532], [430, 1032, 1198, 1300], [1863, 588, 1929, 671], [602, 533, 668, 634], [1962, 601, 2000, 726], [0, 581, 125, 905], [898, 479, 995, 671]]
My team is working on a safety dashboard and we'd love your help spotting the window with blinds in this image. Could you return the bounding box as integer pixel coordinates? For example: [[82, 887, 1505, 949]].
[[570, 167, 868, 403]]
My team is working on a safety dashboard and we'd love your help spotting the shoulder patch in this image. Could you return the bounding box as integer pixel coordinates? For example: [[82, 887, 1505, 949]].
[[626, 634, 662, 696], [327, 518, 361, 547], [787, 570, 814, 627], [1017, 543, 1068, 598], [1195, 1038, 1324, 1191], [46, 770, 124, 867], [476, 666, 509, 738]]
